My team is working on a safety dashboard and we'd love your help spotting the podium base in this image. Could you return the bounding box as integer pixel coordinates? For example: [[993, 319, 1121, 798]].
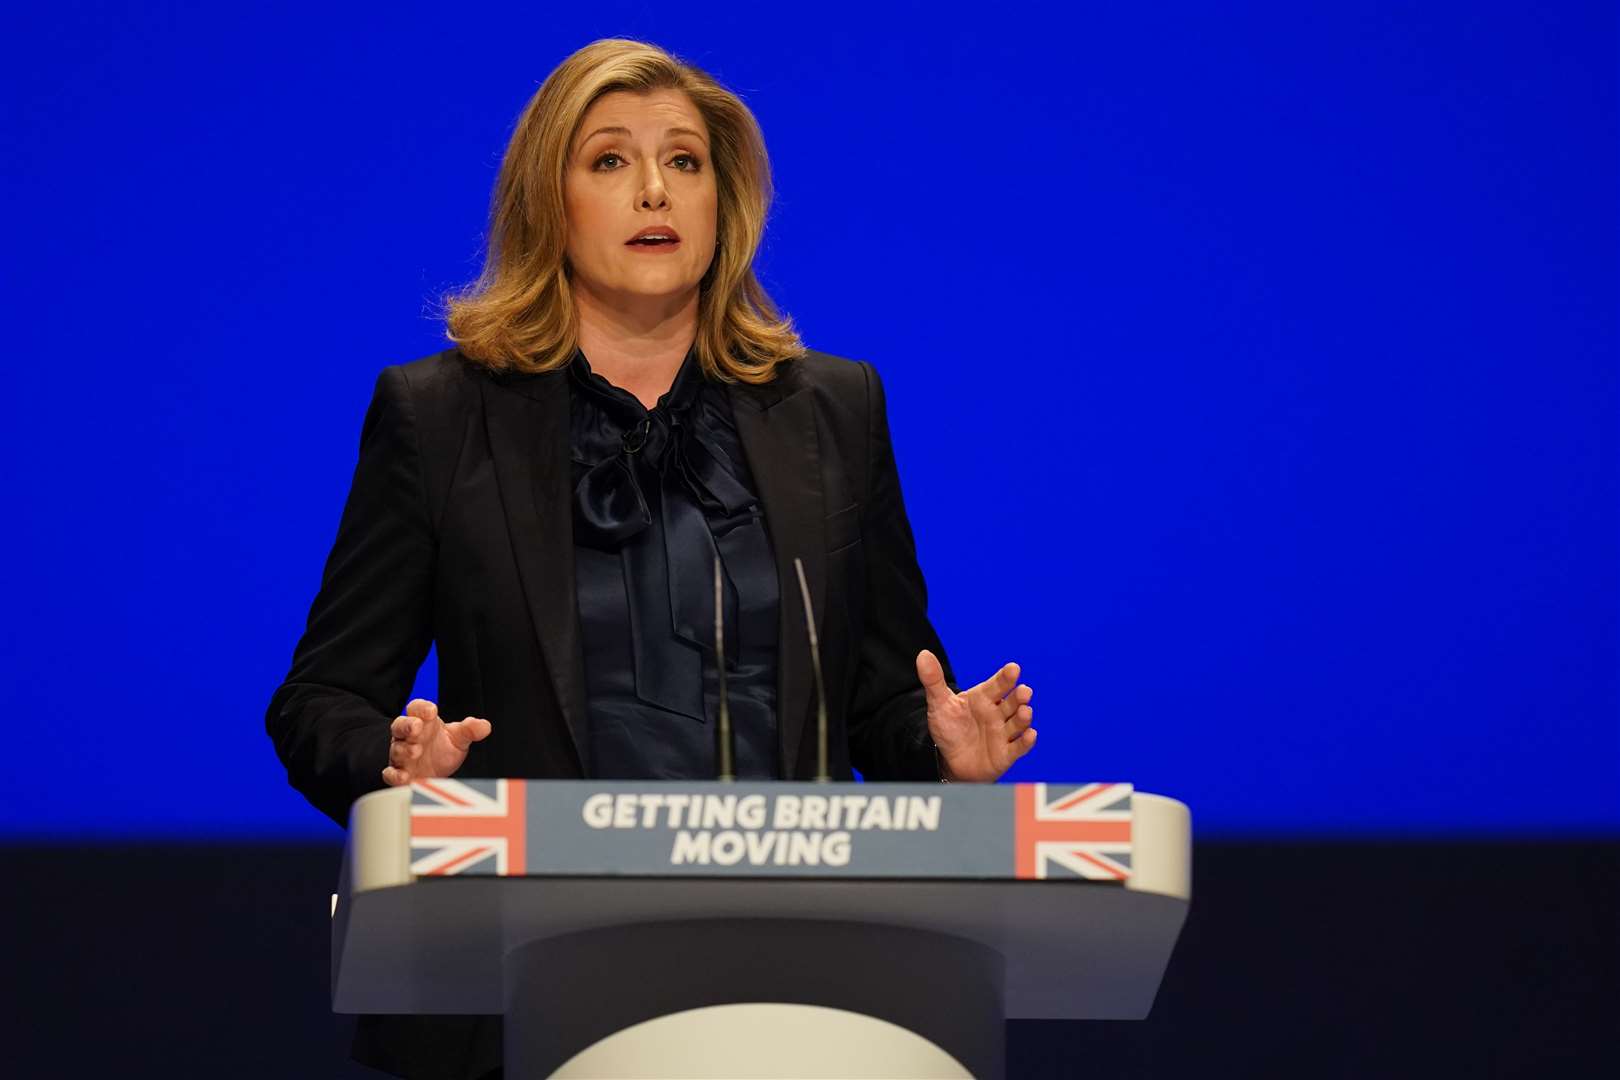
[[504, 918, 1005, 1079], [552, 1002, 971, 1078]]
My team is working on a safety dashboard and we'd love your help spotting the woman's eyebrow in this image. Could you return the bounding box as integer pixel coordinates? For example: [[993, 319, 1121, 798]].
[[579, 125, 709, 147]]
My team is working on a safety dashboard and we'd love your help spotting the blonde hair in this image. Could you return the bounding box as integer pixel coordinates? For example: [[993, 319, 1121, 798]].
[[442, 38, 803, 383]]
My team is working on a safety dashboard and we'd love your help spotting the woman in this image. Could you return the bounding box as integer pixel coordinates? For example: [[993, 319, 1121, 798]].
[[267, 37, 1036, 1080]]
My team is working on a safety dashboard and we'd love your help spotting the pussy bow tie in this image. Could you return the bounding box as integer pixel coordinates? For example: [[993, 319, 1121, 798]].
[[571, 362, 759, 720]]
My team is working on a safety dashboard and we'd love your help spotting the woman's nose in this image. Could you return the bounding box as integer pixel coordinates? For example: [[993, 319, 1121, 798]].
[[637, 162, 670, 210]]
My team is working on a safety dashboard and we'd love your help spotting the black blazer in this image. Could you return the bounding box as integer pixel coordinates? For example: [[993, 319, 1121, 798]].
[[267, 346, 957, 1080], [267, 344, 956, 825]]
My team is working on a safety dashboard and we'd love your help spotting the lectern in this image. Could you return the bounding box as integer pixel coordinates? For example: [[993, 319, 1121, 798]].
[[332, 780, 1191, 1078]]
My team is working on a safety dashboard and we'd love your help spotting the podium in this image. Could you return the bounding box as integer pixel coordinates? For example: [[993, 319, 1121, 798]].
[[332, 780, 1191, 1078]]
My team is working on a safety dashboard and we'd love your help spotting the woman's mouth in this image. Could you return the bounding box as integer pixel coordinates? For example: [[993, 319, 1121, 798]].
[[626, 227, 683, 252]]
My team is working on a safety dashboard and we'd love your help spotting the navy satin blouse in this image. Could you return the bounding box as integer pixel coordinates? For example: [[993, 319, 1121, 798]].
[[568, 347, 781, 780]]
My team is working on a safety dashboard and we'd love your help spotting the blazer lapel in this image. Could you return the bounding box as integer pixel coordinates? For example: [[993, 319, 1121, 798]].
[[730, 371, 827, 779], [480, 371, 590, 774]]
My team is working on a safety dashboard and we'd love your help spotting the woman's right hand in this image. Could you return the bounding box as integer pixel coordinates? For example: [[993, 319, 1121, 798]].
[[381, 698, 493, 786]]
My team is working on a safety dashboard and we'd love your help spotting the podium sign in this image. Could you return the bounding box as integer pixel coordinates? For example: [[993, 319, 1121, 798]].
[[405, 779, 1135, 882]]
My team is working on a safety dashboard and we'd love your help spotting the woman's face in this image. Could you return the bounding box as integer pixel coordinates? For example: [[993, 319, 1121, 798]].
[[563, 89, 719, 314]]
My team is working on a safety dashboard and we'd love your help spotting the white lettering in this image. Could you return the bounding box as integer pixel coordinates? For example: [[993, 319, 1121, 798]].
[[773, 795, 801, 829], [664, 793, 690, 828], [671, 830, 710, 864], [700, 795, 736, 830], [801, 795, 828, 829], [738, 794, 767, 830], [612, 794, 637, 828], [908, 795, 941, 831], [639, 793, 666, 827], [582, 793, 612, 829], [673, 827, 861, 868], [787, 831, 819, 865], [744, 830, 778, 863], [832, 795, 867, 829], [858, 797, 892, 831], [711, 831, 746, 865]]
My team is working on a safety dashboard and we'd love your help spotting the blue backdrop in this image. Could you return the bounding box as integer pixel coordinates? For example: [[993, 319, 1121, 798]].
[[4, 1, 1614, 838]]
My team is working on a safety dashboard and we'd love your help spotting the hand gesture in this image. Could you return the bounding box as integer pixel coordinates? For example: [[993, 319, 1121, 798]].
[[380, 698, 493, 787], [917, 649, 1036, 783]]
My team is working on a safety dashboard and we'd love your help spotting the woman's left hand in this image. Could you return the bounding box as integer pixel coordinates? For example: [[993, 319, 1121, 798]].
[[916, 649, 1037, 782]]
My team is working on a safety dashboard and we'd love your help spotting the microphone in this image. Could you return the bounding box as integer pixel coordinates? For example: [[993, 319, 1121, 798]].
[[713, 554, 735, 781], [792, 557, 831, 783]]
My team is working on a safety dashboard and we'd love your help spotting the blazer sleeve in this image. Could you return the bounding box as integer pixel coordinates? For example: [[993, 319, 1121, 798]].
[[844, 360, 958, 781], [265, 366, 436, 828]]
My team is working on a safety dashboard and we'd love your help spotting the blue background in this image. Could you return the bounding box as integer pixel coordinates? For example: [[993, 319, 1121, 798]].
[[4, 1, 1614, 838]]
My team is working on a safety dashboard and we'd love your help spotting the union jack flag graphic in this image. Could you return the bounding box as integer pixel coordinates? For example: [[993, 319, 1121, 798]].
[[1013, 783, 1133, 881], [409, 778, 527, 877]]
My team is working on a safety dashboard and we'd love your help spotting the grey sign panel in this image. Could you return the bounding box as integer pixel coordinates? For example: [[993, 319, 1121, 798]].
[[405, 779, 1134, 882]]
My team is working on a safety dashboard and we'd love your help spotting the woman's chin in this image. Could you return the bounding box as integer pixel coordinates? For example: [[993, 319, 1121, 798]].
[[592, 276, 703, 309]]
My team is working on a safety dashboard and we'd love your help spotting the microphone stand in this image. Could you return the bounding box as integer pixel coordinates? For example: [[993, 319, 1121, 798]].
[[793, 557, 831, 783], [713, 555, 734, 781]]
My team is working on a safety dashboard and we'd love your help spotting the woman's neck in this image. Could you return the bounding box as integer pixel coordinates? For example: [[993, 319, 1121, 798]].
[[573, 284, 700, 409]]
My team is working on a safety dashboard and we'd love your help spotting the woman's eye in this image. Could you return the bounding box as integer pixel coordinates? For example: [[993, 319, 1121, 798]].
[[592, 152, 700, 172]]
